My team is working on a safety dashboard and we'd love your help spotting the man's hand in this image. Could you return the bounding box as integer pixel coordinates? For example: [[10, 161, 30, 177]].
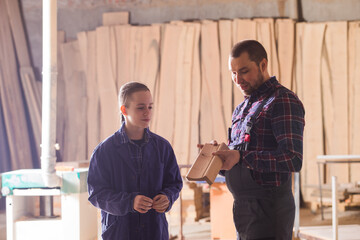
[[152, 194, 169, 213], [213, 150, 240, 170], [133, 195, 153, 214], [197, 140, 218, 150]]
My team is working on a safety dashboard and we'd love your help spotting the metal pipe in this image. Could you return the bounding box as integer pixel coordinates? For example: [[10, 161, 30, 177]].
[[40, 196, 54, 217], [41, 0, 59, 187]]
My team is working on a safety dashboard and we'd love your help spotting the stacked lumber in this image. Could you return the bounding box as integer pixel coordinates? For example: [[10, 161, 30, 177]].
[[53, 13, 360, 205], [0, 0, 36, 170]]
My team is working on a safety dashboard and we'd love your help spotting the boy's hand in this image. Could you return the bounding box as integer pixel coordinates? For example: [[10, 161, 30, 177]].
[[134, 195, 153, 213], [152, 194, 169, 213]]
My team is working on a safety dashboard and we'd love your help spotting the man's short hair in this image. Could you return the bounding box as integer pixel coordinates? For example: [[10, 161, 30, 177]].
[[230, 40, 268, 66]]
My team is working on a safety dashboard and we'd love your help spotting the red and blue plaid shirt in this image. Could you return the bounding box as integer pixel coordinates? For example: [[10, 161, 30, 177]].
[[229, 77, 305, 187]]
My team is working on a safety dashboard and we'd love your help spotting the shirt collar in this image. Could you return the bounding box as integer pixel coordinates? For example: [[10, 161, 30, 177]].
[[248, 76, 278, 99], [117, 122, 151, 144]]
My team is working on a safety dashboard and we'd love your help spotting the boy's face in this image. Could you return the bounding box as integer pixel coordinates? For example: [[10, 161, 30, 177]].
[[124, 90, 153, 129]]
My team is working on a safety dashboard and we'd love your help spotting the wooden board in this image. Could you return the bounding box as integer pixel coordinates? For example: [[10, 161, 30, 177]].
[[96, 26, 120, 140], [61, 41, 87, 162], [200, 20, 227, 144], [189, 22, 202, 165], [0, 70, 12, 172], [170, 22, 193, 165], [114, 25, 131, 91], [348, 21, 360, 182], [276, 19, 295, 90], [6, 0, 41, 161], [0, 0, 33, 169], [77, 31, 100, 159], [218, 20, 233, 127], [300, 23, 326, 201], [321, 22, 349, 184], [131, 25, 160, 97], [255, 18, 279, 78], [154, 24, 182, 143], [231, 19, 256, 109], [102, 11, 129, 26]]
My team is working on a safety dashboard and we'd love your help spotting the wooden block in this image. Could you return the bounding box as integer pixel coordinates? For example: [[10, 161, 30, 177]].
[[102, 11, 129, 26], [186, 143, 228, 185]]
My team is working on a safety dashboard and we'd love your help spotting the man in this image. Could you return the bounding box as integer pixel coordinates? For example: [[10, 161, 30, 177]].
[[214, 40, 305, 240]]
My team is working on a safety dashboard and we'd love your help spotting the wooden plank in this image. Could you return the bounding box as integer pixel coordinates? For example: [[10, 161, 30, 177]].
[[132, 25, 160, 98], [19, 67, 41, 157], [219, 20, 233, 128], [321, 22, 349, 184], [200, 20, 227, 143], [348, 21, 360, 182], [0, 71, 12, 172], [61, 41, 87, 162], [295, 22, 305, 99], [300, 23, 326, 201], [114, 25, 131, 91], [189, 22, 201, 165], [6, 0, 41, 161], [96, 26, 120, 140], [102, 12, 129, 26], [276, 19, 295, 90], [171, 22, 193, 165], [5, 0, 31, 66], [0, 0, 33, 169], [154, 24, 182, 143], [231, 19, 256, 110], [77, 31, 100, 160], [56, 31, 66, 162], [255, 18, 279, 78]]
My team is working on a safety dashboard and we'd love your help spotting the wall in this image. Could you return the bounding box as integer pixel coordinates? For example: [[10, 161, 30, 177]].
[[20, 0, 360, 76]]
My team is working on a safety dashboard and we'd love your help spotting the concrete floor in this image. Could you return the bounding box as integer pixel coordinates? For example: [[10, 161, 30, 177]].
[[0, 207, 359, 240]]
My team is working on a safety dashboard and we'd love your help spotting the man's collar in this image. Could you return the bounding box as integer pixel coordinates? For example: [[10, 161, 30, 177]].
[[250, 76, 277, 98]]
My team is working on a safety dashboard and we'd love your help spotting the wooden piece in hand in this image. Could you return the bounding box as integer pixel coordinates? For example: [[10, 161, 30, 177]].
[[186, 143, 228, 185]]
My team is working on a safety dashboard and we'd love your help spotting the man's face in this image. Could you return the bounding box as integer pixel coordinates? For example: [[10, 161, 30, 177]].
[[229, 52, 266, 96]]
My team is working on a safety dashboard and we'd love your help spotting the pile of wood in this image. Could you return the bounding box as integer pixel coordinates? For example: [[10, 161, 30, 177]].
[[1, 1, 360, 206], [0, 0, 41, 171]]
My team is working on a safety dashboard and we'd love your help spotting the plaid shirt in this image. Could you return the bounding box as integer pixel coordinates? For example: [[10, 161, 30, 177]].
[[229, 77, 305, 187]]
